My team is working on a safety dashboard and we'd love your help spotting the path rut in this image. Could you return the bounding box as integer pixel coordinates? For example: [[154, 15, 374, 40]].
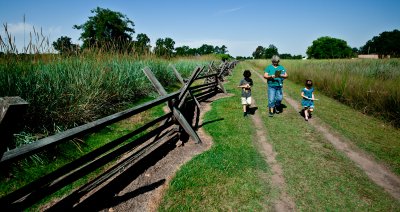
[[252, 70, 400, 201], [250, 98, 296, 211]]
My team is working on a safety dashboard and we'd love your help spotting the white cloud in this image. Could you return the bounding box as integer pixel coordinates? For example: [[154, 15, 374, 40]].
[[4, 22, 33, 35], [217, 7, 242, 15], [1, 22, 64, 53]]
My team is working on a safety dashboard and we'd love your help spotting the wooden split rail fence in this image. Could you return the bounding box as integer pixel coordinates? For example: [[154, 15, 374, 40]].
[[0, 60, 237, 211]]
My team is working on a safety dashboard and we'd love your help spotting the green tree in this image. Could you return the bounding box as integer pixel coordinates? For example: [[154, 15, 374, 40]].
[[252, 46, 265, 59], [135, 33, 150, 55], [307, 36, 353, 59], [360, 29, 400, 57], [264, 44, 278, 59], [154, 37, 175, 58], [52, 36, 79, 55], [73, 7, 135, 51], [175, 45, 190, 56], [214, 45, 228, 54], [198, 44, 215, 55]]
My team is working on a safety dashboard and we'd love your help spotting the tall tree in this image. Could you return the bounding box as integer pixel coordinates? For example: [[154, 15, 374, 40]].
[[73, 7, 135, 51], [52, 36, 79, 55], [360, 29, 400, 57], [198, 44, 215, 55], [135, 33, 150, 55], [252, 46, 265, 59], [264, 44, 278, 59], [154, 37, 175, 58], [307, 36, 353, 59], [175, 45, 190, 56], [214, 45, 228, 54]]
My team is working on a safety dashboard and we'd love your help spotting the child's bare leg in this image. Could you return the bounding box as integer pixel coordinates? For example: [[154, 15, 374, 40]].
[[304, 108, 309, 121], [243, 105, 247, 112], [309, 108, 313, 118]]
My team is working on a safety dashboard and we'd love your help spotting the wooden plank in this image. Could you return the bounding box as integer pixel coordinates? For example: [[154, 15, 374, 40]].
[[189, 83, 218, 94], [143, 67, 168, 96], [176, 66, 205, 109], [218, 80, 227, 93], [0, 112, 172, 207], [195, 73, 218, 80], [1, 120, 173, 210], [0, 92, 179, 164], [0, 97, 29, 157], [189, 90, 201, 111], [190, 81, 217, 91], [217, 62, 228, 78], [178, 66, 203, 101], [169, 64, 185, 84], [172, 107, 202, 144]]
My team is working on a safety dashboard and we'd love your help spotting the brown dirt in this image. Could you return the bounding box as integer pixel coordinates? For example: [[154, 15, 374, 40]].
[[250, 98, 296, 211], [253, 70, 400, 202]]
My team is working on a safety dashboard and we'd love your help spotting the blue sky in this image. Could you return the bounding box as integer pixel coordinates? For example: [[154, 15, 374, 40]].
[[1, 0, 399, 57]]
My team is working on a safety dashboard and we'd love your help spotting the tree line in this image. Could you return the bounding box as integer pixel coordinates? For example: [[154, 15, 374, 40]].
[[253, 30, 400, 60], [52, 7, 230, 60], [21, 7, 400, 59]]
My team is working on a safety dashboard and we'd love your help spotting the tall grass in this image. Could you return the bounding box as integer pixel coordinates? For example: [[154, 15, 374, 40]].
[[1, 23, 219, 144], [0, 55, 209, 140], [249, 59, 400, 127]]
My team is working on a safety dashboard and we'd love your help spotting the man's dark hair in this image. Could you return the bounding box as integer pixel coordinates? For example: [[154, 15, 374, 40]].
[[243, 70, 251, 78]]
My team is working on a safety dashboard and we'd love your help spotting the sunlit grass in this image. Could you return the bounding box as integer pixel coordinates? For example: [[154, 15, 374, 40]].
[[248, 59, 400, 127]]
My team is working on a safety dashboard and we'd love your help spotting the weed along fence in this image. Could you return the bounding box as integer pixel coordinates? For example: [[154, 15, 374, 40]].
[[0, 60, 237, 210]]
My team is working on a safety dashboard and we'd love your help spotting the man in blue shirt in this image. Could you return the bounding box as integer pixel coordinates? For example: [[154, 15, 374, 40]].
[[263, 55, 288, 117]]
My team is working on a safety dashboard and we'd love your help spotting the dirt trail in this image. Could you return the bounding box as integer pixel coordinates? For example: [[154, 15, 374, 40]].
[[107, 94, 226, 212], [253, 70, 400, 201], [250, 98, 296, 211]]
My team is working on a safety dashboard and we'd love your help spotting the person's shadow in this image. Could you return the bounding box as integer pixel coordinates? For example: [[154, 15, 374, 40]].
[[279, 103, 287, 112], [247, 106, 258, 115]]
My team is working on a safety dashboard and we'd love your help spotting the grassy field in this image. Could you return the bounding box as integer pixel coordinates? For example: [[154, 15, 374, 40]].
[[0, 55, 213, 208], [0, 54, 210, 141], [250, 59, 400, 127], [159, 60, 400, 210], [249, 59, 400, 176]]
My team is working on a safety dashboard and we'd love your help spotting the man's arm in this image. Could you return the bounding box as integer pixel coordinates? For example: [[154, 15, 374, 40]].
[[280, 71, 288, 79], [264, 72, 275, 79]]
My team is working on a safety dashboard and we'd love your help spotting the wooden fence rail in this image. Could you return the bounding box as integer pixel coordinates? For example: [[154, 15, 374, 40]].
[[0, 60, 237, 210]]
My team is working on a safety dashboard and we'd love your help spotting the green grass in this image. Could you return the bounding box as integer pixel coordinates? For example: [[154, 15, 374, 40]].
[[248, 58, 400, 176], [0, 55, 210, 137], [159, 64, 273, 211], [247, 61, 399, 210], [160, 60, 400, 211], [283, 79, 400, 176], [249, 59, 400, 127]]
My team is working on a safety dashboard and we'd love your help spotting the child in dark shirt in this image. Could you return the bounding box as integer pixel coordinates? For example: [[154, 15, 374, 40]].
[[238, 70, 253, 117]]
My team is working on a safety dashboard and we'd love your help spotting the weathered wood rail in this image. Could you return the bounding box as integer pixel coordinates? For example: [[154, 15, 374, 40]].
[[0, 60, 237, 211]]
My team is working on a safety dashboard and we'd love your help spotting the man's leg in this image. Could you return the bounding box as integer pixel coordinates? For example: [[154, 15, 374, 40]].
[[268, 87, 276, 116], [275, 88, 283, 113]]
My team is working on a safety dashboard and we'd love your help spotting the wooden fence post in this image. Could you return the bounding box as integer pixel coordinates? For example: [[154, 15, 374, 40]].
[[143, 67, 202, 144], [0, 97, 29, 159]]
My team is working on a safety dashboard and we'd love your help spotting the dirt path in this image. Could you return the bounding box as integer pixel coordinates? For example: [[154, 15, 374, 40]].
[[106, 94, 227, 212], [253, 70, 400, 201], [250, 98, 296, 211]]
